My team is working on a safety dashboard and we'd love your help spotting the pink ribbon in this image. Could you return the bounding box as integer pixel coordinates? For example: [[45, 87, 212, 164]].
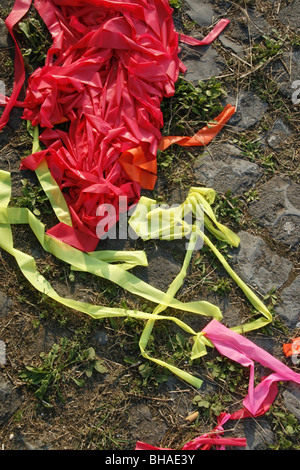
[[136, 320, 300, 450], [203, 320, 300, 416]]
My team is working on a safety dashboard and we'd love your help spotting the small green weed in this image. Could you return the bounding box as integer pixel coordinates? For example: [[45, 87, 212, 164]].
[[208, 277, 232, 296], [12, 178, 52, 217], [252, 31, 287, 65], [135, 331, 170, 386], [244, 189, 260, 203], [17, 13, 51, 71], [169, 0, 183, 10], [19, 337, 108, 406], [213, 190, 244, 229], [268, 406, 300, 450], [263, 287, 278, 309], [166, 331, 192, 364], [132, 329, 193, 387], [157, 150, 176, 169], [261, 152, 278, 173], [291, 33, 300, 48], [251, 73, 286, 112], [138, 361, 169, 386], [205, 355, 250, 394], [235, 137, 263, 161], [192, 392, 232, 419], [235, 137, 278, 173], [161, 76, 227, 135]]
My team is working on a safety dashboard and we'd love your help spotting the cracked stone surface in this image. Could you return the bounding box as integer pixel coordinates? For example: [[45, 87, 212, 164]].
[[249, 176, 300, 248], [278, 0, 300, 30], [218, 32, 246, 57], [247, 9, 272, 40], [0, 377, 23, 426], [283, 384, 300, 420], [229, 231, 293, 296], [185, 0, 215, 27], [228, 91, 268, 129], [266, 118, 292, 151], [193, 143, 263, 195], [182, 46, 226, 82], [266, 50, 300, 98], [0, 291, 12, 317], [275, 276, 300, 329], [132, 246, 182, 291], [241, 419, 274, 450]]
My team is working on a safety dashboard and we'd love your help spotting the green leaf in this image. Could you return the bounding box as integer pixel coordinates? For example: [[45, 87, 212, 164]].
[[197, 400, 210, 408], [85, 364, 94, 377], [85, 347, 96, 360], [94, 360, 108, 374], [72, 377, 85, 387], [211, 402, 223, 416], [18, 22, 31, 38], [286, 425, 294, 435]]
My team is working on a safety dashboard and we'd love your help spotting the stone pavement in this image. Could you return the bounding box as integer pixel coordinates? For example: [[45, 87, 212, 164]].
[[171, 0, 300, 448], [183, 0, 300, 448], [182, 0, 300, 332]]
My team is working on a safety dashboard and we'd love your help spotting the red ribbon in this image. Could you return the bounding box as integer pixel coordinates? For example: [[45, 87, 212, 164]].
[[0, 0, 32, 131]]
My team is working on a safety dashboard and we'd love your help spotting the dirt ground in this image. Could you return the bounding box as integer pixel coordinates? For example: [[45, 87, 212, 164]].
[[0, 0, 299, 452]]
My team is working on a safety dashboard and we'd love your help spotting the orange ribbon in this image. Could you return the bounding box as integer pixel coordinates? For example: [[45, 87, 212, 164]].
[[120, 104, 235, 190], [283, 337, 300, 357]]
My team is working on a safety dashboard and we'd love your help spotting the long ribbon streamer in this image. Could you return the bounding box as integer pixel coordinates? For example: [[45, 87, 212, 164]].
[[127, 190, 273, 377], [136, 319, 300, 450], [0, 166, 274, 388], [0, 0, 32, 131]]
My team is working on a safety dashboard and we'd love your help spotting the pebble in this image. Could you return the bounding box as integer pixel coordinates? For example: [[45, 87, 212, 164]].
[[0, 340, 6, 365], [275, 276, 300, 329], [193, 143, 263, 195], [267, 118, 292, 150], [227, 91, 269, 130], [229, 231, 293, 296], [249, 176, 300, 248], [185, 0, 215, 27]]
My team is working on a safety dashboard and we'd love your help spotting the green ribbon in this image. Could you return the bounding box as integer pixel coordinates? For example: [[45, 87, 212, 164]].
[[0, 127, 272, 387], [129, 190, 273, 368]]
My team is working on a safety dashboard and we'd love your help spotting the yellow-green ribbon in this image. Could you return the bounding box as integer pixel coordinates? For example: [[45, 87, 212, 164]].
[[0, 170, 219, 387], [129, 190, 272, 370], [0, 127, 272, 387]]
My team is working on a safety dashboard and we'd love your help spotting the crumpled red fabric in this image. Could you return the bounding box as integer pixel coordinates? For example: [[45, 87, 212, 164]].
[[2, 0, 232, 251]]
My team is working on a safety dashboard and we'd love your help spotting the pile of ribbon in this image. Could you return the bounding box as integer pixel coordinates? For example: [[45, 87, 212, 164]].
[[0, 0, 299, 451], [0, 0, 234, 252]]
